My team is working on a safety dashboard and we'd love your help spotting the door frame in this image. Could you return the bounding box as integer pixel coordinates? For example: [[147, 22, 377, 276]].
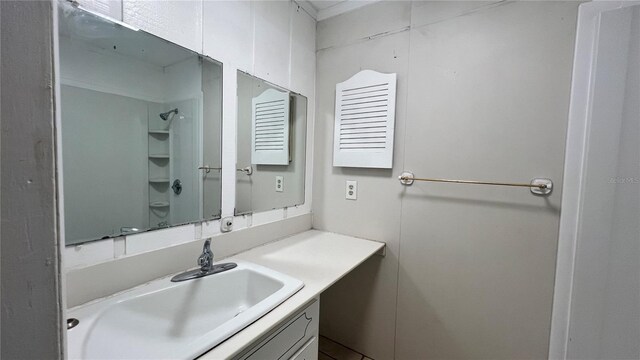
[[548, 2, 640, 358]]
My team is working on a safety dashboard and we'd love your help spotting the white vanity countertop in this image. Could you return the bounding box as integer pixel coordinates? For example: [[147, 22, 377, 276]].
[[200, 229, 385, 359]]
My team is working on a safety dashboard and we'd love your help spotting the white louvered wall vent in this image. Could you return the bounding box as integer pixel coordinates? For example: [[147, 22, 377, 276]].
[[333, 70, 397, 168], [251, 88, 290, 165]]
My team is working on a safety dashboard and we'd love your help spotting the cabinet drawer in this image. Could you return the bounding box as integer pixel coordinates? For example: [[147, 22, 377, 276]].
[[244, 312, 312, 360], [237, 299, 319, 360], [289, 337, 318, 360]]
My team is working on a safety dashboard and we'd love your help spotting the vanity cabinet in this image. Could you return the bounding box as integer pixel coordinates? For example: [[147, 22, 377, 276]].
[[235, 299, 319, 360], [288, 337, 318, 360]]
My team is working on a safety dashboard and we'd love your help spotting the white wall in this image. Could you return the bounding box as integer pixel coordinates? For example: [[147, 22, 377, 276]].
[[64, 1, 316, 274], [58, 36, 166, 102], [61, 85, 151, 242], [314, 2, 579, 359], [1, 1, 64, 358], [551, 3, 640, 359], [314, 4, 411, 359], [163, 56, 203, 101]]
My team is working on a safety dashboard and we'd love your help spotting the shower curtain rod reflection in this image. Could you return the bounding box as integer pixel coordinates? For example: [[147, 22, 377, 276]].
[[198, 166, 221, 173], [197, 166, 253, 175], [398, 171, 553, 196]]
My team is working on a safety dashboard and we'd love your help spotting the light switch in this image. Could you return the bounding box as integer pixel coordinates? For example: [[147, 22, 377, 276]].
[[346, 180, 357, 200], [276, 176, 284, 192]]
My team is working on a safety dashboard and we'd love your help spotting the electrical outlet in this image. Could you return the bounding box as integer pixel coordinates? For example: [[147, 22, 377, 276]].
[[346, 180, 357, 200], [276, 176, 284, 192]]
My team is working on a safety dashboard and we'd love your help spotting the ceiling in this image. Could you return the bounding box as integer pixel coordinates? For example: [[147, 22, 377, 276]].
[[302, 0, 379, 21], [307, 1, 347, 11]]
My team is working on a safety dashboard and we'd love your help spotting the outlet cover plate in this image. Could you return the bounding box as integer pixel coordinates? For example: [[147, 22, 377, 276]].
[[346, 180, 357, 200]]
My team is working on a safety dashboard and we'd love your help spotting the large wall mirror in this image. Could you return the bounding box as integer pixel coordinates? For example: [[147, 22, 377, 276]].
[[236, 71, 307, 214], [59, 3, 222, 245]]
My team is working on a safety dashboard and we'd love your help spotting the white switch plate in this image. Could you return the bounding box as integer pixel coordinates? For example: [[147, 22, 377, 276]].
[[346, 180, 357, 200], [276, 176, 284, 192]]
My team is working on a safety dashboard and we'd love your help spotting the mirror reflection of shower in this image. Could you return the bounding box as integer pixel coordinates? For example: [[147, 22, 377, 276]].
[[159, 108, 179, 124]]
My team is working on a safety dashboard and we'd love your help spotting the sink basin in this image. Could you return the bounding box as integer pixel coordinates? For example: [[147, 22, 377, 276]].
[[67, 261, 304, 359]]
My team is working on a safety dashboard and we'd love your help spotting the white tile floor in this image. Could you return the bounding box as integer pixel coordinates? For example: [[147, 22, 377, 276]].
[[318, 336, 373, 360]]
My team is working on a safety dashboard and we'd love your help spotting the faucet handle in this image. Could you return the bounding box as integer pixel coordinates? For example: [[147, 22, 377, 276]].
[[202, 239, 211, 253]]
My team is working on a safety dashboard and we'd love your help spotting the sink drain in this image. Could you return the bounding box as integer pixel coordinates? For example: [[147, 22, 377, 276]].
[[67, 318, 79, 330]]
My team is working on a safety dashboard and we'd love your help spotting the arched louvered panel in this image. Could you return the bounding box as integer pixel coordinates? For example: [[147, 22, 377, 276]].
[[251, 88, 290, 165], [333, 70, 397, 168]]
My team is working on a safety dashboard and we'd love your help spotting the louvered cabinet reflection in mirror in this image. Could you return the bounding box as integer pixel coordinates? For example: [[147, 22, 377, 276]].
[[236, 71, 307, 215], [251, 89, 291, 165], [333, 70, 397, 168]]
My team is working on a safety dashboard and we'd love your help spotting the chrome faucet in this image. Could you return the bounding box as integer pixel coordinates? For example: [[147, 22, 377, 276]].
[[171, 239, 237, 282], [197, 239, 214, 272]]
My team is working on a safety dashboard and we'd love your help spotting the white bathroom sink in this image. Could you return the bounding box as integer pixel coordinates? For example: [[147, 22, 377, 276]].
[[67, 261, 304, 359]]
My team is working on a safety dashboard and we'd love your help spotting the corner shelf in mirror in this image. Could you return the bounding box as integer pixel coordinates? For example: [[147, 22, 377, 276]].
[[149, 154, 170, 159], [148, 130, 170, 135], [149, 178, 170, 183], [149, 201, 170, 208]]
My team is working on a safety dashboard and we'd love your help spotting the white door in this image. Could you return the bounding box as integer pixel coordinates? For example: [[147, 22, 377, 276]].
[[550, 2, 640, 359]]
